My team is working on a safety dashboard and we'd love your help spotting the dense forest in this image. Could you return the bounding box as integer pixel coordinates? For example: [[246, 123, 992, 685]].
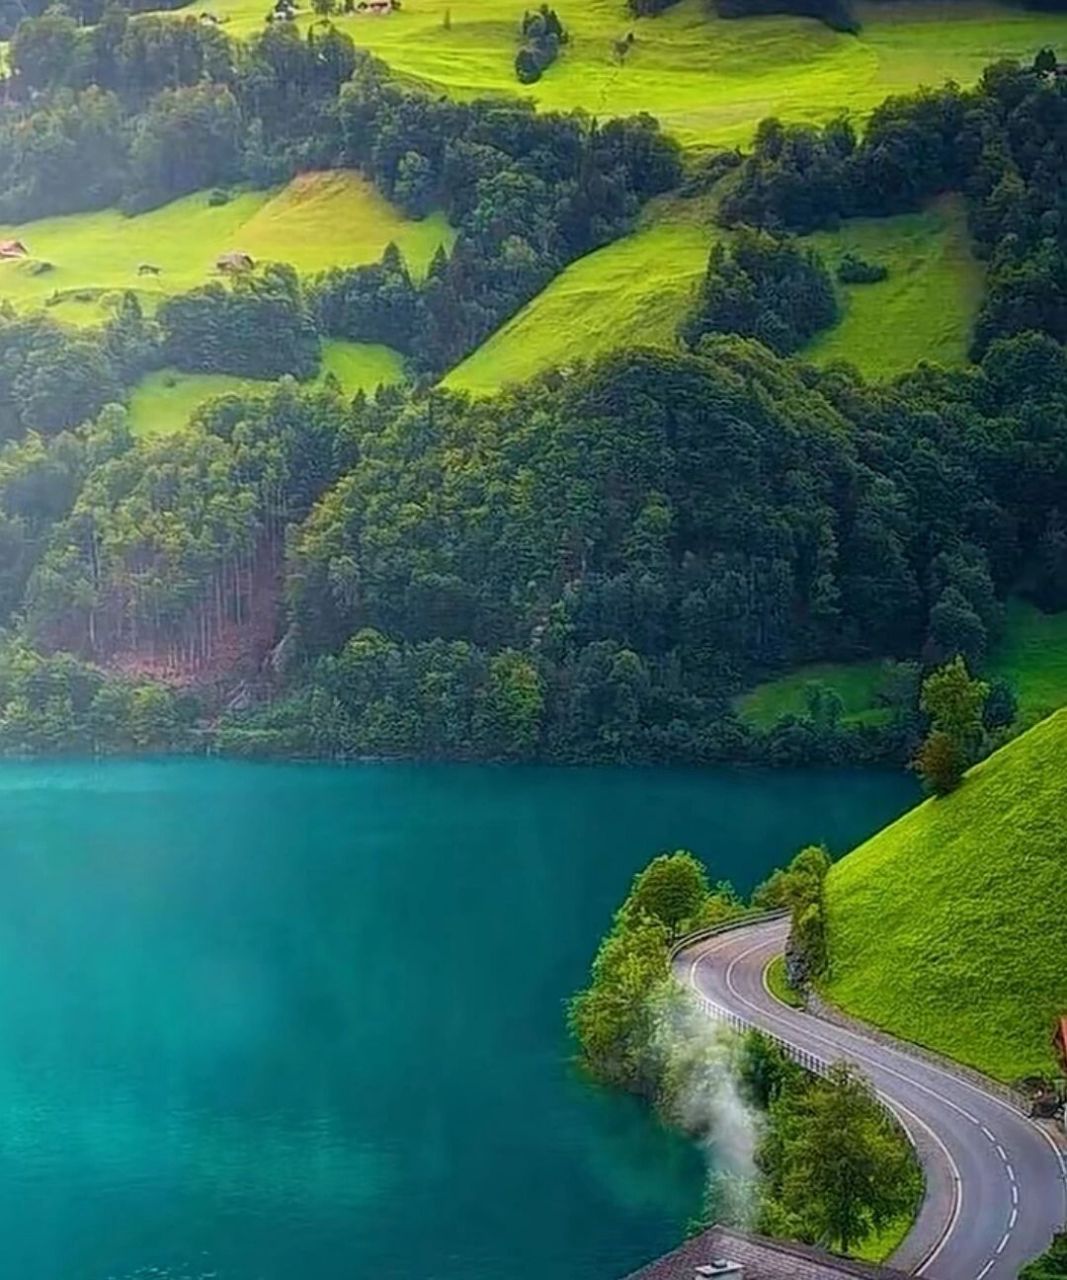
[[0, 0, 1064, 763]]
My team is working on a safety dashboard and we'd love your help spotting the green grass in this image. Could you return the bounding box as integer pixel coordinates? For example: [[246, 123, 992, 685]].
[[765, 954, 805, 1008], [198, 0, 1067, 150], [446, 190, 982, 396], [444, 193, 719, 395], [805, 194, 985, 379], [127, 339, 405, 437], [823, 708, 1067, 1081], [735, 600, 1067, 732], [988, 599, 1067, 725], [853, 1205, 922, 1264], [0, 171, 453, 326], [736, 659, 892, 729]]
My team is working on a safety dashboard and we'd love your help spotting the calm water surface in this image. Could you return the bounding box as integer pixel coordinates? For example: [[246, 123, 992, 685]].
[[0, 759, 916, 1280]]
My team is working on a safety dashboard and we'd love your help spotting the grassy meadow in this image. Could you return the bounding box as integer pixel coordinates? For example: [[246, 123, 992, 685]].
[[0, 171, 453, 326], [127, 339, 405, 437], [736, 659, 893, 729], [736, 599, 1067, 730], [988, 598, 1067, 724], [823, 708, 1067, 1080], [805, 194, 984, 378], [199, 0, 1067, 150]]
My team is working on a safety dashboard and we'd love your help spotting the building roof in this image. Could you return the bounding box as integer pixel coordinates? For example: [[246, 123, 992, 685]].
[[620, 1226, 914, 1280]]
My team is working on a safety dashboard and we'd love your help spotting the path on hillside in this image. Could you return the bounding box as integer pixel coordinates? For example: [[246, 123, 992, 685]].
[[674, 916, 1067, 1280]]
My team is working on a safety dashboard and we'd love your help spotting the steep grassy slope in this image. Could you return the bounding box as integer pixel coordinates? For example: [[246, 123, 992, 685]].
[[0, 171, 452, 326], [443, 194, 718, 395], [446, 191, 980, 396], [823, 710, 1067, 1081], [127, 339, 405, 437], [200, 0, 1067, 149], [805, 194, 984, 378]]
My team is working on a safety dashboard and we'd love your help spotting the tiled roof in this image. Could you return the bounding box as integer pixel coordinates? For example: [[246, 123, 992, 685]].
[[621, 1226, 914, 1280]]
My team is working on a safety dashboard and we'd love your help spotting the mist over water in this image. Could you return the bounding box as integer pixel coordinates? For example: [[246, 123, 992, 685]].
[[0, 758, 914, 1280]]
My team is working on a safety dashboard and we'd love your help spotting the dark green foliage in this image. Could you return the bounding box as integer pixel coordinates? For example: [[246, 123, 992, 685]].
[[515, 5, 566, 84], [25, 381, 354, 662], [627, 0, 680, 13], [714, 0, 859, 34], [158, 264, 320, 379], [0, 640, 196, 753], [836, 252, 887, 284], [682, 228, 838, 355], [625, 852, 710, 938], [336, 58, 681, 370], [0, 308, 123, 439], [757, 1062, 922, 1253], [212, 331, 1067, 765], [1021, 1234, 1067, 1279], [311, 243, 420, 352], [736, 1030, 804, 1110], [913, 657, 990, 795], [753, 844, 830, 986]]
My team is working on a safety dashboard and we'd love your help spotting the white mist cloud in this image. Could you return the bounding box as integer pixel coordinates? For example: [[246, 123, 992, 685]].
[[651, 986, 761, 1226]]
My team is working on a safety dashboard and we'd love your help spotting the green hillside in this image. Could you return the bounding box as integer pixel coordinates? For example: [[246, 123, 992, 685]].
[[444, 194, 718, 395], [0, 171, 452, 326], [805, 194, 984, 378], [823, 709, 1067, 1081], [447, 191, 982, 395], [127, 340, 405, 437], [739, 599, 1067, 730], [199, 0, 1067, 150]]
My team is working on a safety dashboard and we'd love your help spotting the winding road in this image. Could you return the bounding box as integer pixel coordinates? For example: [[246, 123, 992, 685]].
[[674, 915, 1067, 1280]]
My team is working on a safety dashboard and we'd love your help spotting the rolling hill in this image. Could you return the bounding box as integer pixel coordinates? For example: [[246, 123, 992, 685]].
[[822, 709, 1067, 1081], [0, 170, 453, 327], [198, 0, 1067, 150]]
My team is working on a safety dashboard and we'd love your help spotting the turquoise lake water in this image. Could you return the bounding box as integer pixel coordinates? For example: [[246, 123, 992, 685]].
[[0, 759, 916, 1280]]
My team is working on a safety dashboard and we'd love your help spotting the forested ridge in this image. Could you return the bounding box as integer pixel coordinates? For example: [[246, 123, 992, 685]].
[[0, 0, 1065, 760]]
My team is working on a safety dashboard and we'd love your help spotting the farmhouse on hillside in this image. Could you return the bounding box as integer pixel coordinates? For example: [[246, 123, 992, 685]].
[[0, 239, 29, 259], [217, 250, 255, 273]]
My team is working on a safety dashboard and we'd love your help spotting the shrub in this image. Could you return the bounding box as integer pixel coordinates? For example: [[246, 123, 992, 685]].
[[837, 252, 888, 284]]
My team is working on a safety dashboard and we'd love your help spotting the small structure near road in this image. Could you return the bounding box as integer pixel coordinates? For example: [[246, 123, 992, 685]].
[[216, 250, 255, 273], [0, 238, 28, 259], [620, 1225, 913, 1280]]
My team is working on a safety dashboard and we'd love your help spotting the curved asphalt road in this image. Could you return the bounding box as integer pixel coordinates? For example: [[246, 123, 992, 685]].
[[674, 916, 1067, 1280]]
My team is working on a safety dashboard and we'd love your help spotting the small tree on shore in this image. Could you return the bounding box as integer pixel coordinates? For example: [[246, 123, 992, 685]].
[[913, 656, 989, 795], [626, 850, 710, 938]]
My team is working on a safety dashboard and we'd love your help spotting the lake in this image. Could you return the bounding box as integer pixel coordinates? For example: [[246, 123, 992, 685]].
[[0, 759, 916, 1280]]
